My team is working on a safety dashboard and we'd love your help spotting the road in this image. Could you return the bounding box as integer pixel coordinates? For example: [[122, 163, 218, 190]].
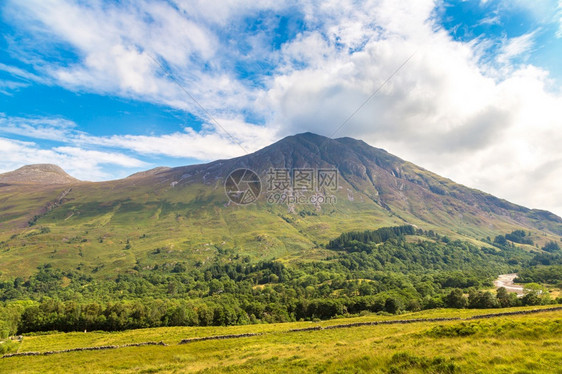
[[494, 273, 525, 296]]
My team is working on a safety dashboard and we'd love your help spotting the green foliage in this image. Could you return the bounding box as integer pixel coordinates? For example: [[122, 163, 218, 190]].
[[493, 235, 507, 246], [327, 225, 416, 250], [516, 253, 562, 285], [0, 228, 557, 335], [468, 291, 499, 309], [384, 297, 402, 314], [0, 339, 18, 354], [387, 352, 457, 374], [542, 240, 561, 252], [445, 289, 468, 309], [496, 287, 520, 308], [505, 230, 533, 245]]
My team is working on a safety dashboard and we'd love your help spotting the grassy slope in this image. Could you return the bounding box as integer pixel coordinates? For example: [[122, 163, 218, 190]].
[[0, 180, 404, 278], [2, 176, 558, 279], [1, 306, 560, 373]]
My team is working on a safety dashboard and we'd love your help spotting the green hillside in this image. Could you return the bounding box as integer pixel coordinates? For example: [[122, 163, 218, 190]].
[[1, 133, 560, 280]]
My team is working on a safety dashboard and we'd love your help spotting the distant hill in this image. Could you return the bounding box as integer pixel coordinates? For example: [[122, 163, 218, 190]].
[[0, 164, 80, 185], [0, 133, 560, 277]]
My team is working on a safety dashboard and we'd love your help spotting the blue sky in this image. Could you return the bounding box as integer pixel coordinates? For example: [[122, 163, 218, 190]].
[[1, 0, 562, 216]]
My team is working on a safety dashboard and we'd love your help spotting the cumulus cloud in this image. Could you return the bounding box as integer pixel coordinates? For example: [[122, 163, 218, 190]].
[[261, 0, 562, 215]]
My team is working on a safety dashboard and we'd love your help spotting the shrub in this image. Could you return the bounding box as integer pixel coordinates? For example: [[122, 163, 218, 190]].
[[542, 241, 560, 253], [0, 340, 18, 354]]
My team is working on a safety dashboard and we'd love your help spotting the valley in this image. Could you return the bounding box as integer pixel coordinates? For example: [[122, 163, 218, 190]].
[[3, 0, 562, 371]]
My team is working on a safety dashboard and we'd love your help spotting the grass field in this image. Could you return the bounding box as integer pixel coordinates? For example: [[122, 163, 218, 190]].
[[1, 306, 560, 373]]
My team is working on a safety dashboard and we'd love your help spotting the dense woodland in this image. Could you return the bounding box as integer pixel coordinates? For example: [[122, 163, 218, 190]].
[[1, 226, 561, 337]]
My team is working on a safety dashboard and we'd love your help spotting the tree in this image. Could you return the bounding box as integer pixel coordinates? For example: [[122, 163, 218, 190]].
[[172, 262, 187, 273], [468, 291, 499, 309], [406, 299, 421, 312], [523, 283, 547, 296], [522, 283, 550, 305], [495, 287, 519, 308], [542, 241, 560, 253], [384, 297, 402, 314], [505, 230, 533, 245], [445, 289, 467, 309], [208, 279, 224, 295], [496, 287, 508, 300], [494, 235, 507, 246]]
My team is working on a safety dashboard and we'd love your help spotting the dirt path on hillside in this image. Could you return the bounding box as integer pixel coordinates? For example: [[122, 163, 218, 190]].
[[494, 273, 525, 296]]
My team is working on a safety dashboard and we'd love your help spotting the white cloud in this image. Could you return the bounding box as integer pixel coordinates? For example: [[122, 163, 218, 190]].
[[5, 0, 260, 118], [0, 63, 45, 83], [259, 0, 562, 216], [0, 113, 79, 140], [0, 113, 277, 162], [496, 31, 536, 64], [0, 80, 29, 95], [76, 119, 277, 161], [0, 63, 45, 95], [0, 137, 147, 180], [53, 147, 147, 168]]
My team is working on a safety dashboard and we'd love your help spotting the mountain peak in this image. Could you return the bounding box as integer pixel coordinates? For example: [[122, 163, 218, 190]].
[[0, 164, 80, 185]]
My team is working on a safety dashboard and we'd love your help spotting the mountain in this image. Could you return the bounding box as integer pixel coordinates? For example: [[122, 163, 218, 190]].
[[0, 132, 560, 277], [0, 164, 80, 185], [119, 132, 562, 233]]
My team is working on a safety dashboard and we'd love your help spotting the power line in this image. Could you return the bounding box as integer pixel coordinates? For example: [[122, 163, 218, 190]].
[[147, 54, 250, 154], [328, 51, 417, 140]]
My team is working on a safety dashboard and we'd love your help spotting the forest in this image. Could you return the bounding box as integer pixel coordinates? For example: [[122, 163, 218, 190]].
[[1, 226, 561, 337]]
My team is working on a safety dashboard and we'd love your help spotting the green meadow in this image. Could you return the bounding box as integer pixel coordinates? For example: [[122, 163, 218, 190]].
[[1, 306, 561, 373]]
